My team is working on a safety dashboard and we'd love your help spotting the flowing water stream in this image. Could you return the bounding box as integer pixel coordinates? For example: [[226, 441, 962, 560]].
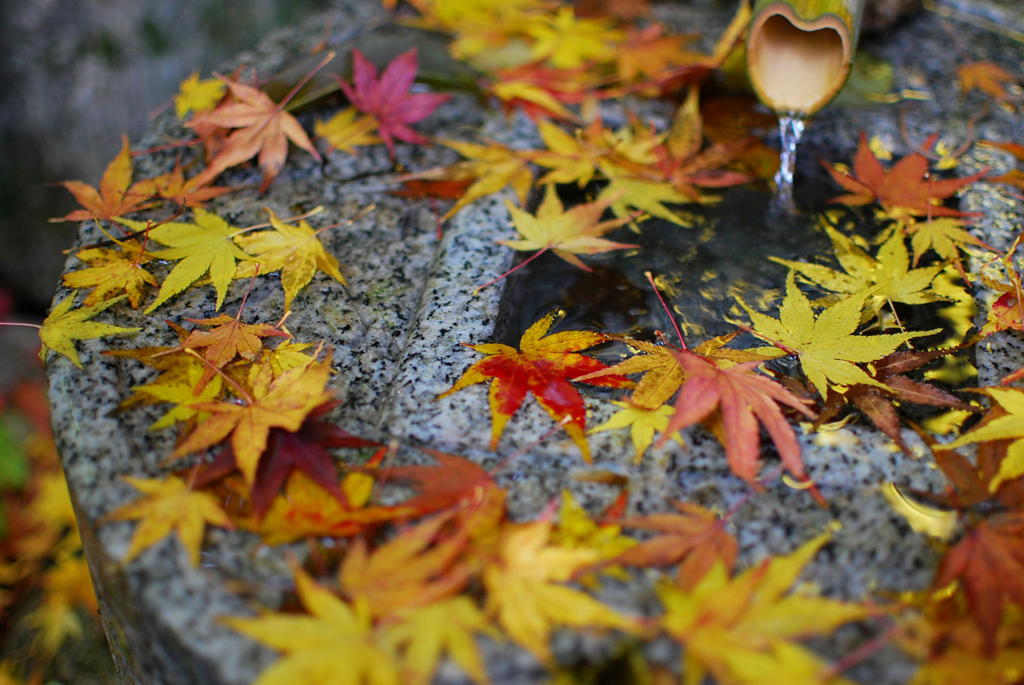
[[771, 114, 807, 215]]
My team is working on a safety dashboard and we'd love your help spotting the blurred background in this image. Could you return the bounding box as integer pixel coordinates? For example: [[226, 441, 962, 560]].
[[0, 0, 339, 317]]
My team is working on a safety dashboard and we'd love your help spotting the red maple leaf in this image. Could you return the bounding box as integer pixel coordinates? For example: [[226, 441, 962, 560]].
[[657, 350, 816, 491], [337, 48, 449, 158], [438, 312, 630, 461], [190, 401, 380, 517], [824, 132, 988, 218], [373, 449, 500, 516], [934, 512, 1024, 654]]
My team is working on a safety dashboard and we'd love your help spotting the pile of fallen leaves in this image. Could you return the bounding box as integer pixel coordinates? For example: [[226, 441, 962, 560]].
[[5, 0, 1024, 682]]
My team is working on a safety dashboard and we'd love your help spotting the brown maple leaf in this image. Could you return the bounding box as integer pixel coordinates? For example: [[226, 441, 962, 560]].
[[189, 75, 322, 192], [824, 132, 988, 219], [817, 347, 973, 456], [51, 135, 156, 222]]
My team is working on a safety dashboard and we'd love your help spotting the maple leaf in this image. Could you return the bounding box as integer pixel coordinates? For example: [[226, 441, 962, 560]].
[[657, 350, 816, 487], [61, 242, 157, 309], [589, 401, 684, 463], [615, 501, 737, 589], [597, 175, 695, 227], [174, 72, 226, 118], [501, 184, 637, 270], [483, 519, 636, 663], [131, 358, 225, 430], [22, 551, 97, 656], [240, 471, 412, 545], [50, 135, 156, 222], [940, 387, 1024, 492], [438, 311, 630, 461], [39, 295, 140, 368], [314, 106, 382, 154], [907, 217, 994, 276], [817, 347, 972, 456], [381, 597, 496, 685], [823, 132, 987, 219], [524, 6, 623, 69], [118, 210, 251, 313], [957, 61, 1020, 101], [234, 208, 347, 311], [191, 401, 377, 517], [772, 228, 946, 313], [224, 564, 398, 685], [932, 512, 1024, 653], [136, 160, 239, 208], [188, 75, 322, 192], [373, 449, 501, 517], [172, 357, 334, 485], [338, 48, 450, 158], [101, 476, 232, 567], [577, 337, 683, 409], [659, 530, 870, 685], [615, 24, 704, 85], [176, 310, 287, 392], [740, 273, 938, 398], [549, 490, 637, 571], [340, 511, 472, 618]]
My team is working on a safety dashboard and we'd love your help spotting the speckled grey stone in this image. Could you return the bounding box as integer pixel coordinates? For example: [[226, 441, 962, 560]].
[[46, 1, 1024, 684]]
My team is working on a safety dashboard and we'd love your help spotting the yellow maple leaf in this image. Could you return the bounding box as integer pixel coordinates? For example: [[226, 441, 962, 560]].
[[660, 530, 869, 685], [524, 6, 622, 69], [483, 519, 637, 663], [174, 72, 226, 119], [315, 107, 382, 154], [172, 358, 334, 485], [62, 242, 157, 309], [771, 227, 946, 313], [224, 564, 398, 685], [102, 476, 232, 567], [115, 210, 252, 313], [234, 208, 347, 310], [740, 273, 937, 397], [939, 387, 1024, 492], [597, 175, 695, 227], [907, 217, 993, 275], [590, 401, 684, 463], [22, 552, 97, 655], [489, 79, 577, 120], [382, 597, 497, 685], [502, 184, 636, 269], [435, 138, 534, 220], [131, 359, 224, 430], [39, 295, 140, 369]]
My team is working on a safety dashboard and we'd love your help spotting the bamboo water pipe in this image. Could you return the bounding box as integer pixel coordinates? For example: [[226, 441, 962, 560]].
[[747, 0, 866, 115]]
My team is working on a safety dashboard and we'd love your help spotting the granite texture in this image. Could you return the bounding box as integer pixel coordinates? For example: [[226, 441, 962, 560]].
[[45, 1, 1024, 684]]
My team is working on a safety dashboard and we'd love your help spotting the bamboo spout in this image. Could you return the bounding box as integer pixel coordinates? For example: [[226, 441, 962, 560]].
[[747, 0, 865, 115]]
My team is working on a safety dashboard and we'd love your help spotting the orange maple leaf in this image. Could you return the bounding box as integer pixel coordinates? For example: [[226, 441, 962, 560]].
[[957, 61, 1020, 101], [438, 312, 630, 461], [172, 357, 334, 485], [657, 350, 816, 491], [139, 159, 240, 208], [51, 135, 156, 222], [175, 310, 288, 392], [824, 132, 988, 219], [189, 75, 323, 192], [614, 501, 738, 589]]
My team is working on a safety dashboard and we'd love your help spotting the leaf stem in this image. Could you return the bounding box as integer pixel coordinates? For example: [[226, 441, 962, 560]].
[[0, 321, 42, 330], [645, 270, 686, 350], [474, 246, 550, 295]]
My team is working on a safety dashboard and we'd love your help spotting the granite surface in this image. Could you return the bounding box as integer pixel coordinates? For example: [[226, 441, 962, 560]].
[[45, 1, 1024, 683]]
